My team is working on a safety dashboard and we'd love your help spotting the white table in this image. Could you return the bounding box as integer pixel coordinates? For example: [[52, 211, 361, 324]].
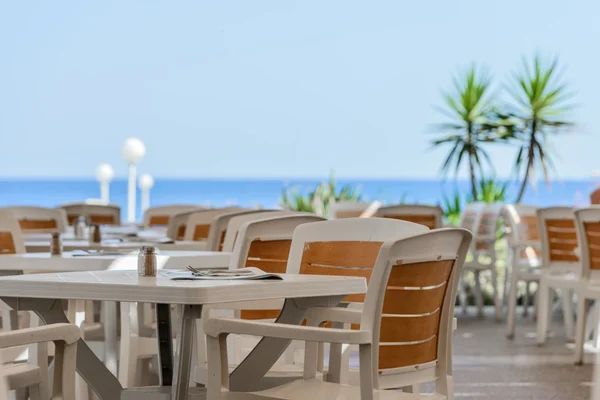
[[0, 270, 367, 400], [24, 239, 208, 253]]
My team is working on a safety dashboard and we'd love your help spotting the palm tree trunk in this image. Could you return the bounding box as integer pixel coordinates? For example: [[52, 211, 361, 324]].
[[516, 121, 538, 203], [467, 125, 478, 200]]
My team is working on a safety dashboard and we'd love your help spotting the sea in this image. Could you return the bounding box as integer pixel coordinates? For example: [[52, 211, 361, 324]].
[[0, 178, 596, 221]]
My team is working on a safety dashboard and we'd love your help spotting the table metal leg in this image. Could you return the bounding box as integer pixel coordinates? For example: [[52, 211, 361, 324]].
[[103, 301, 118, 375], [1, 297, 122, 400], [229, 295, 345, 392]]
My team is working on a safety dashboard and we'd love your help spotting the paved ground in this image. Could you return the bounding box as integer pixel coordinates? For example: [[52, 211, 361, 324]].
[[451, 308, 594, 399]]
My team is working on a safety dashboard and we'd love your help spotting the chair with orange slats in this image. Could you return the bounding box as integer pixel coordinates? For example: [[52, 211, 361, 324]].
[[58, 203, 121, 226], [4, 206, 68, 234], [374, 204, 443, 229]]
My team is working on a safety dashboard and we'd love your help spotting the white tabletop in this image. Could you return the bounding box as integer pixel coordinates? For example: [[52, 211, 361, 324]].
[[0, 251, 230, 272], [25, 239, 207, 253], [0, 270, 367, 305]]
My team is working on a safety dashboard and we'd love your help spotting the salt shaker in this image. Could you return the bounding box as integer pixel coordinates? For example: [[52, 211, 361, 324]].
[[89, 224, 102, 244], [138, 246, 158, 277], [50, 232, 63, 256], [74, 216, 87, 239]]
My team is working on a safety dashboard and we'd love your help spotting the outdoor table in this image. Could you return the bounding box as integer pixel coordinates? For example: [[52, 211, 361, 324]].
[[0, 251, 230, 376], [0, 270, 367, 400]]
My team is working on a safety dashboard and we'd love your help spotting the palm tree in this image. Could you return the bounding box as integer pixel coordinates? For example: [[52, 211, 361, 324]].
[[508, 54, 575, 202], [431, 65, 506, 200]]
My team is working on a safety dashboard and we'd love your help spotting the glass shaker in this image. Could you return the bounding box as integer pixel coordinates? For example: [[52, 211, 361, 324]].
[[138, 246, 158, 277], [50, 232, 63, 255], [89, 224, 102, 244]]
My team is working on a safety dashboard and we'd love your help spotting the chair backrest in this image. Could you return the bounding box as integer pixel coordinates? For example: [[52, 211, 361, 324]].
[[143, 205, 205, 228], [166, 210, 205, 240], [591, 187, 600, 205], [221, 211, 307, 252], [362, 229, 471, 380], [502, 204, 541, 264], [0, 210, 26, 254], [285, 218, 430, 302], [229, 214, 327, 319], [575, 207, 600, 282], [204, 210, 280, 252], [182, 208, 250, 243], [537, 207, 580, 272], [59, 203, 121, 226], [4, 206, 68, 233], [330, 201, 377, 219], [459, 202, 484, 233], [471, 203, 503, 252], [374, 204, 443, 229]]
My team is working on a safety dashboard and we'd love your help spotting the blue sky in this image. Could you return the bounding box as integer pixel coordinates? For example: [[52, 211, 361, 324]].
[[0, 1, 598, 179]]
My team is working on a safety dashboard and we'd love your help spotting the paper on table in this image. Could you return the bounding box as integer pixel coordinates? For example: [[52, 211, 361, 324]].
[[164, 267, 282, 281], [71, 250, 132, 257]]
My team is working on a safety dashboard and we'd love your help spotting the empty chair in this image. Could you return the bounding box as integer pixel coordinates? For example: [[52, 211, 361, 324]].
[[166, 207, 241, 241], [329, 201, 378, 219], [503, 204, 542, 339], [374, 204, 444, 229], [142, 205, 205, 228], [203, 227, 472, 400], [3, 206, 68, 233], [58, 203, 121, 226], [573, 208, 600, 364], [536, 207, 580, 345]]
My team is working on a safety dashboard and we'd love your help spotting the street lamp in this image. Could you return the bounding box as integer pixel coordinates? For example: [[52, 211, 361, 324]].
[[122, 138, 146, 222], [95, 163, 114, 204], [138, 174, 155, 215]]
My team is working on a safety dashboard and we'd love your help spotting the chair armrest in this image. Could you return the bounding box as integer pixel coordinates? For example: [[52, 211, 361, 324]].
[[304, 307, 361, 325], [0, 324, 81, 348], [204, 317, 371, 345]]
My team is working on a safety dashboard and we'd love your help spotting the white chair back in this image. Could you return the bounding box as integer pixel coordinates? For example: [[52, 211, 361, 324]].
[[0, 210, 25, 254], [329, 201, 377, 219], [204, 210, 277, 252], [4, 206, 68, 233], [575, 207, 600, 283], [143, 205, 205, 228], [538, 206, 580, 274], [182, 208, 250, 244], [58, 203, 121, 226], [471, 203, 504, 253], [374, 204, 443, 229]]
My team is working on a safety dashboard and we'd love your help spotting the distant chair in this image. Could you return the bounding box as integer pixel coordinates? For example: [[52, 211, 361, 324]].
[[3, 206, 68, 233], [374, 204, 443, 229], [591, 187, 600, 205], [182, 208, 251, 243], [142, 205, 205, 228], [502, 204, 542, 339], [329, 201, 378, 219], [203, 209, 279, 252], [58, 203, 121, 226]]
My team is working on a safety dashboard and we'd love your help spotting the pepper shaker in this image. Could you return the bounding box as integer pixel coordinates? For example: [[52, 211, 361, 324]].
[[138, 246, 158, 277], [74, 216, 87, 239], [50, 232, 63, 256], [89, 224, 102, 244]]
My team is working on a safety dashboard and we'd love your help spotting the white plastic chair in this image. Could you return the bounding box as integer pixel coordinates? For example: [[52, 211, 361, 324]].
[[536, 207, 580, 345], [3, 207, 68, 234], [182, 209, 251, 243], [0, 324, 80, 400], [573, 208, 600, 363], [503, 204, 542, 339], [374, 204, 444, 229], [203, 228, 472, 400], [58, 203, 121, 226], [142, 205, 205, 228], [329, 201, 377, 219]]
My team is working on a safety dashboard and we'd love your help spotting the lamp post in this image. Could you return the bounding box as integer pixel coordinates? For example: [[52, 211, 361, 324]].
[[122, 138, 146, 223], [95, 164, 114, 204], [138, 174, 154, 215]]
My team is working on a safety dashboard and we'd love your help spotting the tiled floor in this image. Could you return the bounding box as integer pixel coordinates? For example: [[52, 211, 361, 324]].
[[452, 308, 594, 399]]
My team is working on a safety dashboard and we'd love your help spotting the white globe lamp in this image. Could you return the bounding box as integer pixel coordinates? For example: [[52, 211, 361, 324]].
[[138, 174, 155, 215], [95, 163, 114, 204], [122, 138, 146, 222]]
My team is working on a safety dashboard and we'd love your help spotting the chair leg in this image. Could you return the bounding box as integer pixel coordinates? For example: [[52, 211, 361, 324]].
[[206, 334, 229, 400], [491, 266, 502, 321], [458, 274, 468, 316], [562, 289, 575, 341], [536, 280, 550, 345], [575, 297, 590, 365], [29, 384, 42, 400], [507, 268, 519, 339], [358, 343, 374, 400], [474, 271, 484, 319], [523, 282, 531, 318]]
